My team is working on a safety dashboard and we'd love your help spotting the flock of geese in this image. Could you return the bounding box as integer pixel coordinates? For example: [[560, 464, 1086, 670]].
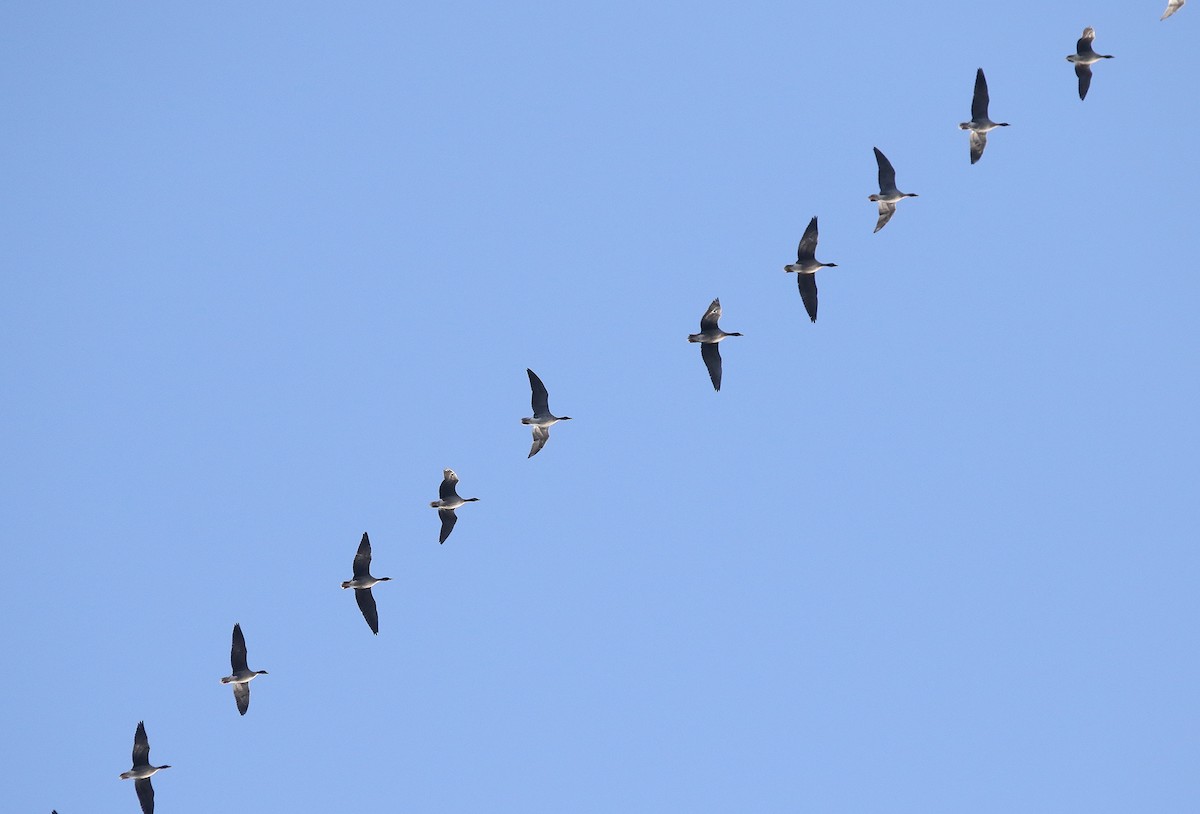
[[41, 6, 1185, 814]]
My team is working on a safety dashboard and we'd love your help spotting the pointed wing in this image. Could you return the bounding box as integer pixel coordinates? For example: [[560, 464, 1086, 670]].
[[438, 508, 457, 543], [438, 469, 459, 501], [971, 68, 989, 120], [700, 342, 722, 391], [134, 777, 155, 814], [699, 298, 721, 332], [352, 532, 372, 579], [1163, 0, 1185, 20], [874, 201, 896, 233], [132, 721, 150, 767], [874, 147, 897, 193], [527, 368, 550, 416], [355, 587, 379, 635], [1075, 63, 1092, 100], [528, 425, 550, 458], [797, 216, 819, 262], [969, 130, 987, 164], [796, 273, 818, 323], [233, 682, 250, 716], [231, 623, 248, 673]]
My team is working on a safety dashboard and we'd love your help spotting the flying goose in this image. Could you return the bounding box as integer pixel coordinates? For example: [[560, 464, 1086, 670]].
[[522, 369, 572, 458], [959, 68, 1009, 164], [219, 623, 269, 715], [869, 147, 919, 233], [784, 216, 838, 321], [118, 721, 171, 814], [1162, 0, 1185, 20], [429, 468, 479, 543], [687, 298, 742, 391], [1067, 28, 1114, 100], [341, 531, 390, 634]]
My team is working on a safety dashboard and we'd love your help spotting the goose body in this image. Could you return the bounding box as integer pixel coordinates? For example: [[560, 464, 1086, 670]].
[[521, 369, 572, 458], [1066, 27, 1114, 100], [429, 468, 479, 543], [219, 623, 269, 715], [341, 531, 391, 634], [119, 721, 171, 814], [783, 216, 838, 321], [868, 147, 919, 233], [687, 298, 742, 391], [958, 68, 1009, 164]]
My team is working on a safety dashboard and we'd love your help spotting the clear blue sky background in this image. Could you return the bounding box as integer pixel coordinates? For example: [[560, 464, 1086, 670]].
[[2, 2, 1197, 812]]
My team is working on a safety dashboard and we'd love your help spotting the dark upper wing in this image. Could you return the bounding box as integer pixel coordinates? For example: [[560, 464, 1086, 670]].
[[971, 68, 989, 119], [796, 273, 818, 323], [527, 368, 550, 416], [233, 682, 250, 716], [355, 587, 379, 635], [700, 342, 722, 392], [134, 777, 155, 814], [1075, 64, 1092, 100], [438, 509, 457, 543], [438, 469, 459, 500], [231, 623, 248, 673], [797, 216, 819, 262], [1077, 29, 1095, 55], [874, 147, 897, 192], [132, 721, 149, 766], [699, 298, 721, 332], [352, 532, 372, 579]]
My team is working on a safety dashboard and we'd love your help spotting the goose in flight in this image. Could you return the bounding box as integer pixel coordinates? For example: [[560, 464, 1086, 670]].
[[1162, 1, 1185, 20], [687, 298, 742, 391], [784, 216, 838, 321], [522, 369, 572, 458], [341, 532, 391, 634], [959, 68, 1009, 164], [220, 623, 269, 715], [869, 147, 919, 233], [429, 468, 479, 543], [1067, 27, 1114, 100], [118, 721, 171, 814]]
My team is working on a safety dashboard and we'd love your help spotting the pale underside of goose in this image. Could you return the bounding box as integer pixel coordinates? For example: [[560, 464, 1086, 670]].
[[342, 531, 390, 634], [869, 147, 919, 233], [522, 369, 572, 458], [959, 68, 1009, 164], [687, 298, 742, 391]]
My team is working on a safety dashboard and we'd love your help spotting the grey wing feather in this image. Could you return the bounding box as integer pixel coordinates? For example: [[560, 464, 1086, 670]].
[[527, 368, 550, 416], [528, 426, 550, 458], [971, 68, 989, 120], [699, 299, 721, 332], [874, 147, 897, 192], [352, 532, 372, 579], [797, 216, 819, 261], [874, 201, 896, 233], [233, 682, 250, 716], [135, 777, 155, 814], [796, 273, 818, 322], [438, 471, 459, 501], [231, 623, 248, 673], [700, 342, 722, 391], [1075, 64, 1092, 100], [969, 130, 987, 164], [355, 588, 379, 635], [132, 721, 149, 766], [438, 508, 457, 543]]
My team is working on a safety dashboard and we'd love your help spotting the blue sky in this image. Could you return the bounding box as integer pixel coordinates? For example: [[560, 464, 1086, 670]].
[[2, 1, 1198, 812]]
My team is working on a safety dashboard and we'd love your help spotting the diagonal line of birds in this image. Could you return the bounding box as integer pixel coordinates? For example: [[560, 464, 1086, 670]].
[[87, 8, 1187, 814]]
